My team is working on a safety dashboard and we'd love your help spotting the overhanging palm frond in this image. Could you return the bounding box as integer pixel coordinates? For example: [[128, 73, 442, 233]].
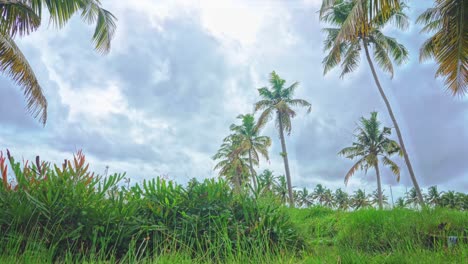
[[382, 156, 400, 182], [417, 0, 468, 96], [0, 2, 40, 37], [0, 32, 47, 124], [344, 158, 365, 185]]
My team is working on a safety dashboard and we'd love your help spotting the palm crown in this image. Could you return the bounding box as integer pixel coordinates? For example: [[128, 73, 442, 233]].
[[321, 0, 409, 78], [255, 71, 311, 134]]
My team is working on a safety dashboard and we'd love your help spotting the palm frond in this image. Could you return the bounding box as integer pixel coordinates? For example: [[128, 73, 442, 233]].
[[382, 156, 400, 182], [0, 2, 40, 37], [344, 158, 365, 185], [0, 31, 47, 124]]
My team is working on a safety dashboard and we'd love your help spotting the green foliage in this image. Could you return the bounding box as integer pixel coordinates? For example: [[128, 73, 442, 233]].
[[0, 150, 304, 262]]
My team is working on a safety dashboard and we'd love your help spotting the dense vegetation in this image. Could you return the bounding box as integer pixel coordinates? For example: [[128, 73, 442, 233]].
[[1, 151, 467, 263]]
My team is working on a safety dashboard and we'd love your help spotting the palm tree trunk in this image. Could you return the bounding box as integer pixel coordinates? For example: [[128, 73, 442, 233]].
[[248, 149, 258, 190], [375, 161, 383, 210], [363, 40, 425, 208], [277, 112, 294, 207]]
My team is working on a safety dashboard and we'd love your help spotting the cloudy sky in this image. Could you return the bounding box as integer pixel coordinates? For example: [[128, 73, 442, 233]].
[[1, 0, 466, 199]]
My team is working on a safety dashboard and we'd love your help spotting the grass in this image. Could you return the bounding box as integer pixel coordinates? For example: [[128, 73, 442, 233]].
[[0, 151, 467, 263]]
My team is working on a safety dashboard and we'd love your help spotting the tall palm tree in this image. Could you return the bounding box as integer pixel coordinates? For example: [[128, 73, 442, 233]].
[[255, 71, 311, 206], [213, 135, 253, 191], [350, 189, 372, 210], [320, 0, 425, 207], [334, 188, 351, 210], [229, 114, 271, 190], [417, 0, 467, 96], [339, 112, 402, 210], [0, 0, 116, 124]]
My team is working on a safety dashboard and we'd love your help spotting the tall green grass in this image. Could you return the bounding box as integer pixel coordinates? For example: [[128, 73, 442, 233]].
[[0, 151, 303, 262]]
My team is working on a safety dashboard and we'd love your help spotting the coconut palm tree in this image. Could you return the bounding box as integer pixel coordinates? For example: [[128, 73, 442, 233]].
[[334, 188, 351, 210], [213, 135, 253, 191], [417, 0, 467, 96], [311, 184, 327, 206], [258, 169, 277, 193], [425, 185, 442, 207], [296, 187, 313, 207], [395, 197, 406, 208], [320, 0, 425, 208], [440, 190, 463, 210], [404, 187, 421, 209], [350, 189, 372, 210], [274, 174, 289, 204], [320, 0, 402, 41], [229, 114, 271, 190], [371, 189, 389, 208], [0, 0, 116, 124], [322, 188, 335, 208], [339, 112, 402, 210], [255, 71, 311, 207]]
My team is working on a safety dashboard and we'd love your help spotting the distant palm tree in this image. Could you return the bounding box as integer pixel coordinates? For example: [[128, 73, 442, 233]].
[[258, 169, 277, 193], [440, 191, 463, 210], [395, 197, 406, 208], [296, 187, 313, 207], [312, 184, 327, 206], [255, 71, 311, 207], [274, 175, 289, 204], [320, 0, 425, 207], [405, 187, 421, 209], [229, 114, 271, 190], [417, 0, 467, 95], [213, 135, 253, 191], [339, 112, 401, 210], [371, 189, 389, 208], [351, 189, 372, 210], [425, 186, 442, 207], [0, 0, 116, 124], [322, 188, 335, 208], [334, 188, 351, 210]]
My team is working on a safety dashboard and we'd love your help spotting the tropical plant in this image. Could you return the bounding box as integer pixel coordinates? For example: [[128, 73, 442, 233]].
[[405, 187, 422, 209], [334, 188, 351, 210], [371, 189, 389, 208], [322, 188, 335, 208], [425, 185, 442, 207], [417, 0, 467, 96], [339, 112, 402, 210], [350, 189, 372, 210], [311, 184, 327, 206], [213, 135, 253, 191], [440, 190, 464, 210], [320, 0, 425, 207], [395, 197, 406, 208], [255, 71, 311, 206], [296, 187, 313, 207], [229, 114, 271, 190], [0, 0, 116, 124], [257, 169, 277, 193], [274, 175, 289, 204]]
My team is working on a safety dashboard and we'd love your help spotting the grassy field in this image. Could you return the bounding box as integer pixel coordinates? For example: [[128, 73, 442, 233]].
[[1, 152, 466, 263]]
